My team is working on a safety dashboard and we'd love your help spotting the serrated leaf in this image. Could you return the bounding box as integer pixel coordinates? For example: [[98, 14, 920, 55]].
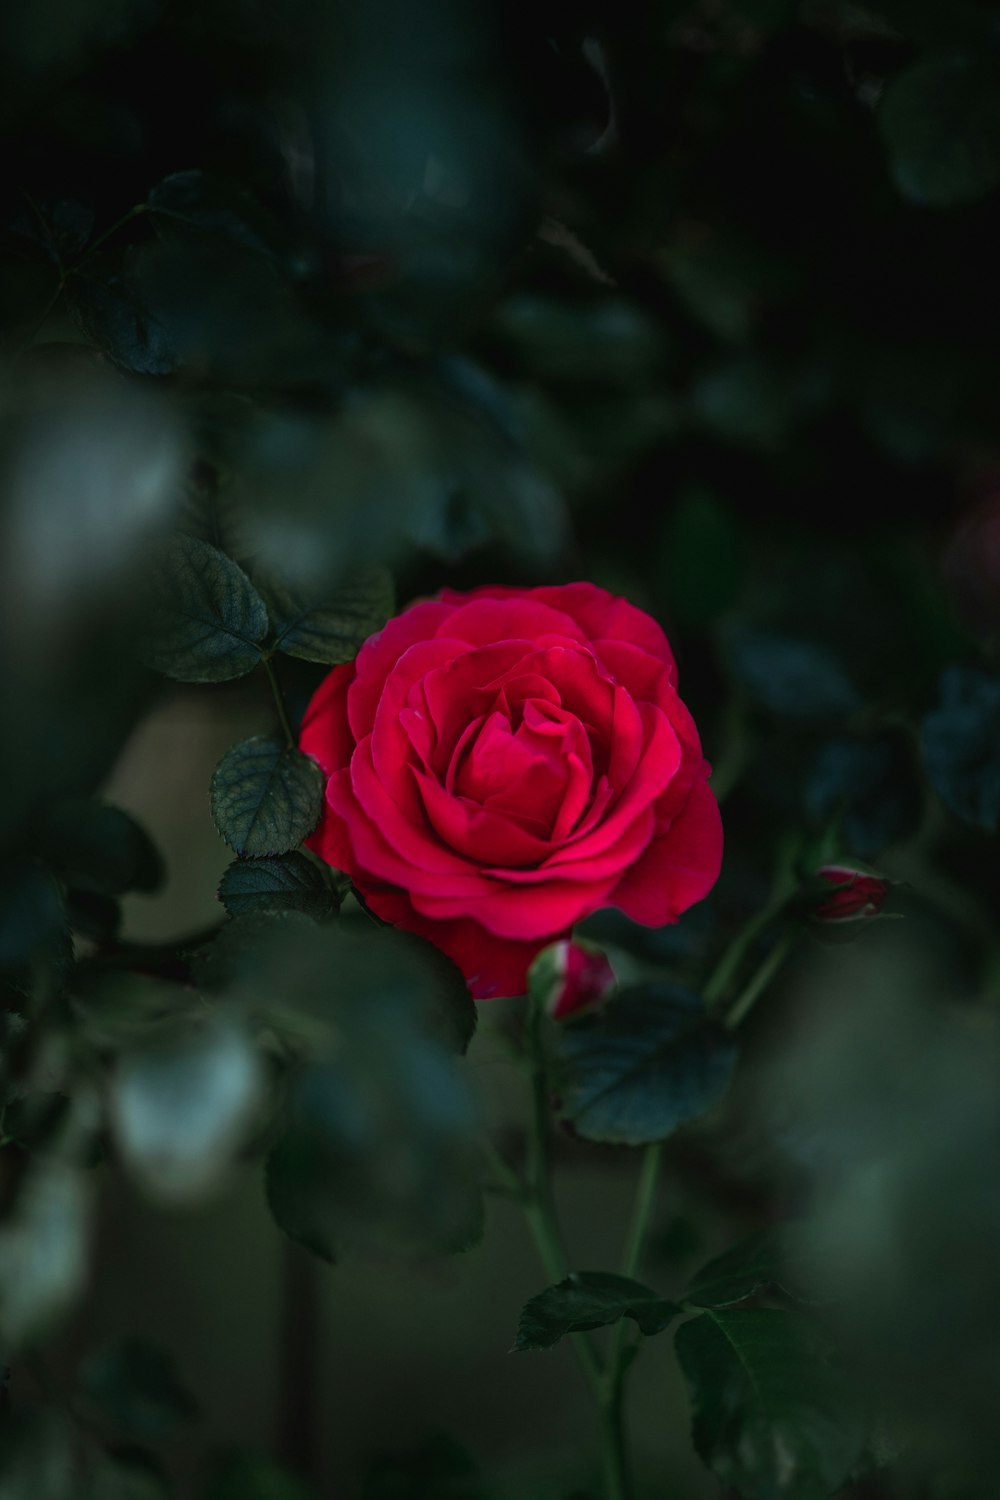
[[675, 1307, 866, 1500], [686, 1228, 800, 1309], [141, 534, 269, 683], [109, 1019, 265, 1203], [879, 56, 1000, 208], [920, 666, 1000, 831], [78, 1337, 198, 1442], [210, 738, 324, 857], [266, 567, 394, 664], [553, 984, 738, 1146], [727, 628, 859, 719], [217, 853, 337, 921], [38, 797, 164, 896], [514, 1272, 680, 1351]]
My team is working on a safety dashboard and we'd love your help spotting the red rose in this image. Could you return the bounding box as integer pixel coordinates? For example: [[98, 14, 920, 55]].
[[300, 583, 723, 998], [811, 864, 890, 923]]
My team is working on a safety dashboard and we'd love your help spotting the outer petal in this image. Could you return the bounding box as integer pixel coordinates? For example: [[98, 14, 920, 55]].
[[300, 662, 356, 777], [608, 778, 723, 925]]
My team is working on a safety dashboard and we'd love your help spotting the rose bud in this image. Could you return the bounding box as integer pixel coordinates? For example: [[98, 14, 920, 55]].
[[810, 864, 890, 923], [529, 940, 617, 1020]]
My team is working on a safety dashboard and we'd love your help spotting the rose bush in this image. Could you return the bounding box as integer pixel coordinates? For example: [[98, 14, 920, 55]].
[[300, 583, 722, 997]]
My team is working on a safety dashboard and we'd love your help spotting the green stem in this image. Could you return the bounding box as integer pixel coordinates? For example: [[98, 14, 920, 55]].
[[601, 1143, 664, 1500], [262, 655, 296, 749], [703, 829, 799, 1012], [724, 930, 794, 1031]]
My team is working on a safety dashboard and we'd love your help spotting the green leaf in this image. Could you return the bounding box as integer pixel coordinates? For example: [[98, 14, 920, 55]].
[[78, 1337, 198, 1441], [210, 737, 324, 857], [686, 1229, 802, 1309], [217, 853, 338, 922], [38, 798, 164, 896], [675, 1308, 866, 1500], [264, 566, 394, 665], [513, 1272, 680, 1351], [109, 1019, 265, 1202], [147, 170, 278, 258], [203, 1452, 317, 1500], [553, 984, 738, 1146], [140, 534, 269, 683], [920, 666, 1000, 831], [726, 628, 860, 720], [879, 56, 1000, 208], [0, 1162, 91, 1350]]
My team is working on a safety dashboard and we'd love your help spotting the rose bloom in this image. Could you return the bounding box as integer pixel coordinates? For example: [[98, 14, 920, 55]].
[[301, 583, 722, 998]]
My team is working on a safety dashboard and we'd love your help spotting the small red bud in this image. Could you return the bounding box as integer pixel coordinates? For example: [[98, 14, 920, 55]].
[[811, 864, 890, 923], [530, 940, 617, 1020]]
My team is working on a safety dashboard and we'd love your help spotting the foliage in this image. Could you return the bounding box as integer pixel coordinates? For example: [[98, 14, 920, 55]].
[[2, 0, 999, 1497]]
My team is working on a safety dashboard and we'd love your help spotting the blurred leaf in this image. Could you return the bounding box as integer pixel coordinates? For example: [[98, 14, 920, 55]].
[[265, 567, 394, 664], [210, 738, 324, 857], [0, 1410, 74, 1500], [190, 911, 316, 993], [75, 975, 199, 1052], [0, 1162, 91, 1350], [147, 171, 278, 258], [920, 666, 1000, 831], [259, 925, 482, 1259], [85, 1451, 171, 1500], [491, 295, 666, 384], [659, 489, 745, 627], [108, 1019, 265, 1203], [513, 1272, 680, 1351], [203, 1452, 316, 1500], [79, 1337, 198, 1441], [879, 56, 1000, 208], [0, 862, 66, 968], [38, 798, 164, 896], [553, 985, 738, 1146], [675, 1307, 866, 1500], [140, 534, 269, 683], [69, 265, 178, 376], [217, 854, 337, 922], [727, 629, 860, 720], [805, 734, 923, 857], [362, 1434, 484, 1500]]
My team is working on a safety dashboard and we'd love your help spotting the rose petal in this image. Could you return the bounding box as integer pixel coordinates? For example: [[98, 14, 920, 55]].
[[610, 777, 723, 925]]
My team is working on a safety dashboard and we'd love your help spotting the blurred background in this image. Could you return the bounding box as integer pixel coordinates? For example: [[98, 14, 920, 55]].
[[3, 0, 1000, 1496]]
